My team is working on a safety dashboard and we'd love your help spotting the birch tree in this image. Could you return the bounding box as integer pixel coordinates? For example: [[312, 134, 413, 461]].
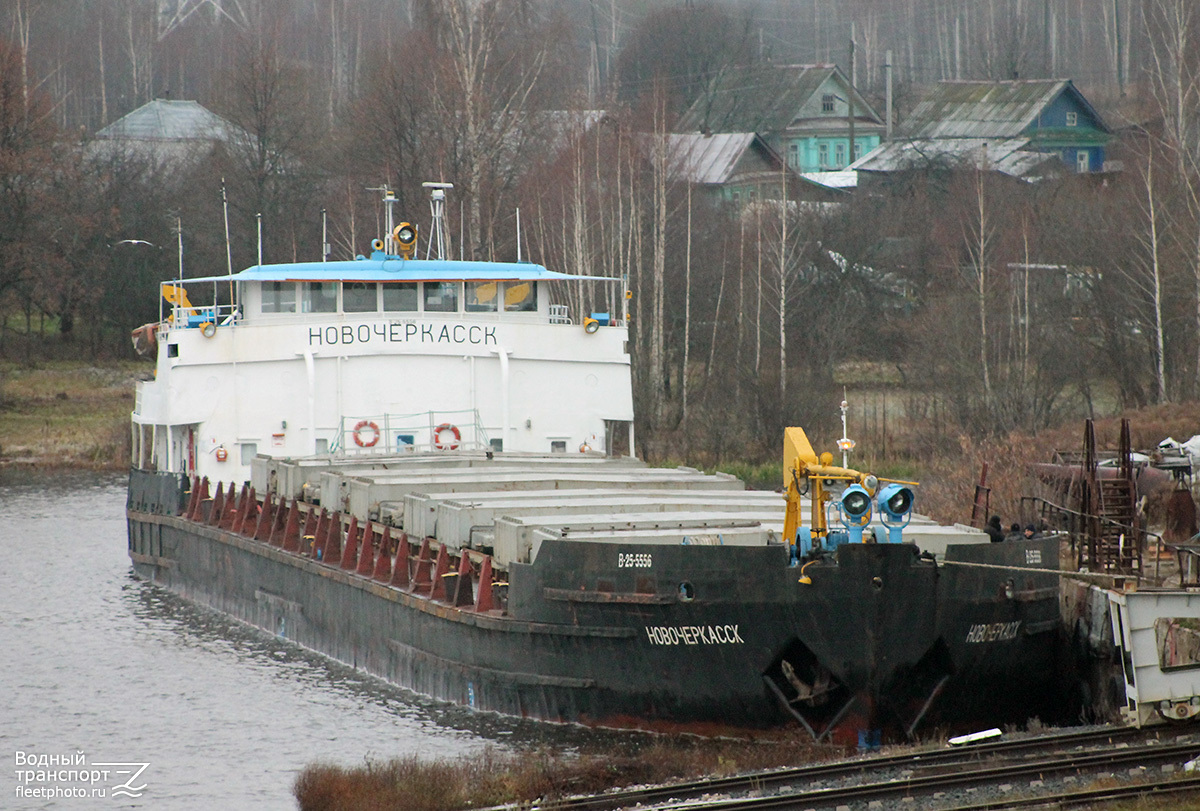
[[1142, 0, 1200, 397]]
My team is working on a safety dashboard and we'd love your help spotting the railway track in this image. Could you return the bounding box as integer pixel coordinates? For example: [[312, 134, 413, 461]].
[[539, 725, 1200, 811]]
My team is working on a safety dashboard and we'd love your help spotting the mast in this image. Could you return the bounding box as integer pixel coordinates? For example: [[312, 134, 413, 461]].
[[422, 181, 454, 260]]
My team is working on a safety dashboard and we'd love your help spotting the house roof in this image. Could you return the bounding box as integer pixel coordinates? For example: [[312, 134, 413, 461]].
[[676, 64, 882, 135], [664, 132, 762, 184], [95, 99, 235, 142], [854, 137, 1057, 178], [903, 79, 1108, 139]]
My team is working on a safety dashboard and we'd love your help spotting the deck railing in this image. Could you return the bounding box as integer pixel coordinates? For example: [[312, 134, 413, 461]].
[[332, 410, 492, 455]]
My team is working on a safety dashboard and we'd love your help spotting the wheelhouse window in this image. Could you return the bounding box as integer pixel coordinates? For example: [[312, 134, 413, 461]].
[[382, 282, 419, 312], [302, 282, 337, 313], [504, 282, 536, 312], [423, 281, 459, 313], [261, 281, 295, 313], [343, 282, 378, 313], [465, 281, 499, 312]]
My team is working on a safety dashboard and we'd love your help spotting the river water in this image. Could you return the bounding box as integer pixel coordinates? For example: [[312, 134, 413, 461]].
[[1, 471, 627, 809]]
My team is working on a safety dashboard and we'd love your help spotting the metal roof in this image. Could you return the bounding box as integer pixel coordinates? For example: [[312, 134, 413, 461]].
[[664, 132, 760, 184], [800, 170, 859, 189], [677, 63, 883, 134], [903, 80, 1102, 139], [854, 137, 1055, 177], [178, 257, 616, 285], [95, 99, 235, 142]]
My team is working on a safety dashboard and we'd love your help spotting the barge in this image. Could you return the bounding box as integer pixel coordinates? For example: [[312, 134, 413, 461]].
[[127, 185, 1068, 744]]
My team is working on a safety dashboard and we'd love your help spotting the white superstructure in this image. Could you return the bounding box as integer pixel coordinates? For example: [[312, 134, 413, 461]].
[[131, 188, 633, 484]]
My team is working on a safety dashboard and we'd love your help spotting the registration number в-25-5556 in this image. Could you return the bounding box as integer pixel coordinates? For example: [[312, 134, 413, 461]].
[[618, 552, 652, 568]]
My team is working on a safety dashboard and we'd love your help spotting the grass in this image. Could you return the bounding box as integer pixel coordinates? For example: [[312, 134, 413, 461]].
[[294, 737, 1200, 811], [294, 737, 827, 811], [0, 360, 142, 468]]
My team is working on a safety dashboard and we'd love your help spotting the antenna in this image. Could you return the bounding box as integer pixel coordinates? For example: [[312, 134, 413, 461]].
[[422, 182, 454, 260], [837, 392, 855, 467], [221, 179, 234, 310], [366, 185, 397, 253]]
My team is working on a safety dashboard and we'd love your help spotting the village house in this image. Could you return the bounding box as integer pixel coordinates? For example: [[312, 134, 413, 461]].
[[676, 64, 885, 174]]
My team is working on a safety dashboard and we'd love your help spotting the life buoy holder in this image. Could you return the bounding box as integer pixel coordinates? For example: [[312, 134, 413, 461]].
[[433, 423, 461, 450], [215, 447, 228, 462], [353, 420, 380, 447]]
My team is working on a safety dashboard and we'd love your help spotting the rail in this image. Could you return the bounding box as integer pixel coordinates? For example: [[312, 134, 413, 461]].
[[163, 302, 241, 332], [1020, 495, 1167, 583], [332, 409, 491, 455]]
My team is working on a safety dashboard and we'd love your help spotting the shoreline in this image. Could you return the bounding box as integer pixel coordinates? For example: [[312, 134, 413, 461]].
[[0, 361, 140, 471]]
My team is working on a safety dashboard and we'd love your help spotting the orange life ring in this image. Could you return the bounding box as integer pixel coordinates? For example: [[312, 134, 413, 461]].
[[215, 447, 228, 462], [433, 423, 461, 450], [353, 420, 380, 447]]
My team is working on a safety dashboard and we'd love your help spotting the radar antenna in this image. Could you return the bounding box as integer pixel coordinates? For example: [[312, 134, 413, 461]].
[[422, 182, 454, 260], [366, 185, 397, 253]]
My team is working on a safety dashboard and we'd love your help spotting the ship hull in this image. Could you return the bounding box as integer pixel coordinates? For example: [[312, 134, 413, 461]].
[[127, 470, 1067, 744]]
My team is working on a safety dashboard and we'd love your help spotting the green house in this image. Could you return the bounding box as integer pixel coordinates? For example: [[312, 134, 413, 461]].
[[677, 64, 885, 173]]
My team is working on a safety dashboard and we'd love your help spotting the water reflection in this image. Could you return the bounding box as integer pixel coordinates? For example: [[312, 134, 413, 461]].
[[2, 470, 646, 809], [125, 575, 641, 753]]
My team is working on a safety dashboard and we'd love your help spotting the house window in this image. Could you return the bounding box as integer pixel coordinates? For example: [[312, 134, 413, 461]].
[[854, 142, 863, 161], [818, 143, 829, 168], [835, 143, 846, 167], [822, 94, 835, 113], [1076, 150, 1090, 173], [788, 143, 799, 168], [1066, 112, 1078, 127]]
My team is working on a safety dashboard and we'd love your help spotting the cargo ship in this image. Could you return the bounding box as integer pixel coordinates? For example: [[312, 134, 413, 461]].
[[126, 185, 1067, 744]]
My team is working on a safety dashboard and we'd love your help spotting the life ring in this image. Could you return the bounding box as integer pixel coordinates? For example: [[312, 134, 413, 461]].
[[579, 442, 591, 453], [353, 420, 380, 447], [215, 447, 228, 462], [433, 423, 461, 450]]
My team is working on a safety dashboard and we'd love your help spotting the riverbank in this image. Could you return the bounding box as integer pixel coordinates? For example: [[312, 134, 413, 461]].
[[0, 361, 140, 469]]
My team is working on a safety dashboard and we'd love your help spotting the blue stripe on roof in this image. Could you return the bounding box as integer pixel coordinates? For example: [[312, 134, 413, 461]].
[[179, 257, 617, 284]]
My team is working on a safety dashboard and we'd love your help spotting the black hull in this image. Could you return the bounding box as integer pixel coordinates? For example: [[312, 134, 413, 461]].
[[126, 470, 1067, 744]]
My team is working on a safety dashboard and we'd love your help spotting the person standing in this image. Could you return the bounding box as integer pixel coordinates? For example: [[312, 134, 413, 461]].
[[985, 515, 1005, 543]]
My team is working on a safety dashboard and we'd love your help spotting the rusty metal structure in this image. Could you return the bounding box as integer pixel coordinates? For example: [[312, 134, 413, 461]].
[[1025, 419, 1143, 575], [1079, 419, 1142, 574]]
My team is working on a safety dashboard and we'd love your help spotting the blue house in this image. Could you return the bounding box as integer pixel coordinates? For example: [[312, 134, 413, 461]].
[[856, 79, 1112, 180], [676, 64, 885, 174]]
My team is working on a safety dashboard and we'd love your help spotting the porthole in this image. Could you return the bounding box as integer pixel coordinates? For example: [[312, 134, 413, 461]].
[[679, 581, 695, 602]]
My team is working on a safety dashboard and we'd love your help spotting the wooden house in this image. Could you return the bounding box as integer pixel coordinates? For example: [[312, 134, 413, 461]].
[[677, 64, 885, 174]]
